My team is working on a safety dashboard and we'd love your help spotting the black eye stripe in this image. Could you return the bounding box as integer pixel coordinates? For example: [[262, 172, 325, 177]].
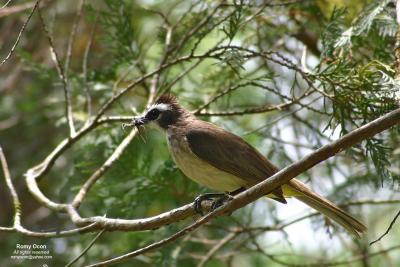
[[146, 109, 161, 120]]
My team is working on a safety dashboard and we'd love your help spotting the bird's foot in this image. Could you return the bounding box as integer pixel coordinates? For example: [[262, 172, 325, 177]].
[[210, 194, 234, 211], [193, 193, 235, 215], [211, 187, 245, 215], [194, 193, 227, 215], [209, 187, 246, 212]]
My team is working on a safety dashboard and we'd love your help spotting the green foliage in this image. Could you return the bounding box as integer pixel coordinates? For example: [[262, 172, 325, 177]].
[[218, 48, 246, 75], [321, 7, 347, 58], [90, 0, 139, 66], [366, 137, 392, 184], [317, 55, 397, 183], [334, 0, 393, 49], [222, 1, 243, 41]]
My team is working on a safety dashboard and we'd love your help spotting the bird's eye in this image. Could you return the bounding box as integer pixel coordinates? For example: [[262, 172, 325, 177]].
[[146, 109, 161, 120]]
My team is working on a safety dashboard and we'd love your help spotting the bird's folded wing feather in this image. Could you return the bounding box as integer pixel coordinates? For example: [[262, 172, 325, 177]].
[[186, 122, 286, 203]]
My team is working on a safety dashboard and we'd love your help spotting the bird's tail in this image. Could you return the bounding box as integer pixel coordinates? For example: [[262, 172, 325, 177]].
[[284, 179, 367, 237]]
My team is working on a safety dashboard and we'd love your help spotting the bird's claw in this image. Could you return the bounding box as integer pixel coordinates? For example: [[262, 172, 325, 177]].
[[210, 194, 233, 211], [193, 193, 233, 215]]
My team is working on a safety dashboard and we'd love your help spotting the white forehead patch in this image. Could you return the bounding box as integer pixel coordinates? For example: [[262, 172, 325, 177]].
[[150, 103, 171, 111]]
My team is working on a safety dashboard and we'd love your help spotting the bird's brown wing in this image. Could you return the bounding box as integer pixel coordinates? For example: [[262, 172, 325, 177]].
[[186, 122, 286, 203]]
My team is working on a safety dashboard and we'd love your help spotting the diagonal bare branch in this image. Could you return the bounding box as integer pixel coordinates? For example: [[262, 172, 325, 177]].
[[66, 229, 105, 267], [0, 0, 40, 65], [370, 209, 400, 246]]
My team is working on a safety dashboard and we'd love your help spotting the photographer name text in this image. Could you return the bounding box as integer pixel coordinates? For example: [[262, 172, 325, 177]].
[[16, 244, 47, 250]]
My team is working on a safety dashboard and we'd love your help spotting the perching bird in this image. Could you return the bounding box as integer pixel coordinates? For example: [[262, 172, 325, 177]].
[[129, 94, 366, 237]]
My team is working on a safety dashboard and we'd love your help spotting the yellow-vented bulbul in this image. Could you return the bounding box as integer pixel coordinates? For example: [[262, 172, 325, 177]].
[[129, 94, 366, 237]]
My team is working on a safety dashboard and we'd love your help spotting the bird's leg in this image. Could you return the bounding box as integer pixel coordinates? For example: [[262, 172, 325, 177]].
[[228, 187, 246, 196], [194, 193, 226, 215], [210, 194, 233, 210], [194, 187, 247, 214], [210, 187, 246, 210]]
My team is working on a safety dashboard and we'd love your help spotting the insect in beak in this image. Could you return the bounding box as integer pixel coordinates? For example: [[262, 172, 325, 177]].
[[122, 117, 148, 131], [133, 117, 148, 127], [121, 117, 147, 144]]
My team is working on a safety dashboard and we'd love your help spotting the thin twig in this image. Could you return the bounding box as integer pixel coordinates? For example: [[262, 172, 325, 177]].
[[160, 59, 202, 95], [148, 25, 173, 104], [197, 232, 237, 267], [1, 0, 13, 9], [197, 89, 311, 116], [243, 96, 324, 136], [370, 209, 400, 246], [64, 0, 85, 81], [0, 0, 39, 66], [37, 6, 76, 136], [66, 229, 105, 267], [82, 14, 98, 120], [63, 0, 85, 126], [169, 2, 222, 55]]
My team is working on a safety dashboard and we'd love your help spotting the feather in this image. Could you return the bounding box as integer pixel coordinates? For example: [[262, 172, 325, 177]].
[[186, 120, 286, 203]]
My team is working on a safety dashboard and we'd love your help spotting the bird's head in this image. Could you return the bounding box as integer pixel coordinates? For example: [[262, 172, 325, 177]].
[[132, 94, 188, 130]]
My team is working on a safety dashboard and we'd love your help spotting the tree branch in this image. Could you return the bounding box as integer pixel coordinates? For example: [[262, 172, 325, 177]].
[[0, 0, 39, 65]]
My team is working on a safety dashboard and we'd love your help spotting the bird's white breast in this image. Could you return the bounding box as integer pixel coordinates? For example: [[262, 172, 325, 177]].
[[167, 129, 245, 192]]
